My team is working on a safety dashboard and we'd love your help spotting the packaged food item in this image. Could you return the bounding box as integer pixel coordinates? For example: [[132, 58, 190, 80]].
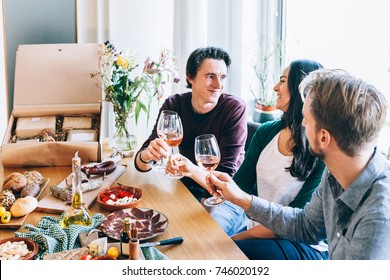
[[15, 116, 56, 138], [63, 116, 92, 129], [66, 129, 98, 142]]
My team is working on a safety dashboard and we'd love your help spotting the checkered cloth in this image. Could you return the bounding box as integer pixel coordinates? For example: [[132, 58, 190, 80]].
[[15, 213, 105, 259], [142, 247, 169, 260]]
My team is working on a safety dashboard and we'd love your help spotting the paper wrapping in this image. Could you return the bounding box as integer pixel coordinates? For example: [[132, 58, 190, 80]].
[[15, 116, 56, 138]]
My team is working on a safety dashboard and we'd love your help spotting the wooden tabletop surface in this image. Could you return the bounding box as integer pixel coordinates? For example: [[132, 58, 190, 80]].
[[0, 153, 247, 260]]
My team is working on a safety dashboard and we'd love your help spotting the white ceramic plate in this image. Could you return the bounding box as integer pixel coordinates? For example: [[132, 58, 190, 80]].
[[100, 208, 169, 241]]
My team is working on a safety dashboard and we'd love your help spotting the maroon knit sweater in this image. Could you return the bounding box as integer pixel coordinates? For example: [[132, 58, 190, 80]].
[[140, 92, 247, 197]]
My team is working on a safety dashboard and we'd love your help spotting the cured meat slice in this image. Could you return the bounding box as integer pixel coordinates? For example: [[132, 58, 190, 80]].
[[131, 208, 147, 219], [143, 209, 154, 219], [138, 232, 152, 239], [151, 213, 161, 224], [152, 220, 168, 230], [152, 227, 165, 234]]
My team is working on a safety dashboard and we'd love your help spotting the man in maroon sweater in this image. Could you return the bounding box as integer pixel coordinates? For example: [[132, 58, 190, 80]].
[[134, 46, 247, 201]]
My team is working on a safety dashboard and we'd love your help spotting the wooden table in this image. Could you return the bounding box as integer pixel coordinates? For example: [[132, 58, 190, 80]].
[[0, 155, 247, 260]]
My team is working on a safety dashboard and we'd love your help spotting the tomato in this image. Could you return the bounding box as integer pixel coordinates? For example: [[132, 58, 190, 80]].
[[118, 191, 132, 198], [80, 254, 93, 260], [1, 211, 11, 224], [0, 206, 6, 217]]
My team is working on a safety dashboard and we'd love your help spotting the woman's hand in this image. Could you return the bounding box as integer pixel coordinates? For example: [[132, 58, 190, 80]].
[[166, 154, 197, 177]]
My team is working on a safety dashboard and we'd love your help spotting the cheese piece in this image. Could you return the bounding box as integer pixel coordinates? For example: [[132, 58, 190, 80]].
[[89, 237, 107, 257], [63, 116, 93, 129], [15, 116, 56, 138]]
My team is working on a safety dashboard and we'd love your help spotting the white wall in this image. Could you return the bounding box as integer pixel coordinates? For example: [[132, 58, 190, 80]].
[[77, 0, 175, 143]]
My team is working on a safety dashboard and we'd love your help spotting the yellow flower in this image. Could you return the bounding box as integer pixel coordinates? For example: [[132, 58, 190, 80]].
[[116, 55, 128, 69]]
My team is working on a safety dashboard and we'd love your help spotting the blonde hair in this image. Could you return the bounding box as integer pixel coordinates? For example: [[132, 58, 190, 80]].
[[300, 69, 387, 156]]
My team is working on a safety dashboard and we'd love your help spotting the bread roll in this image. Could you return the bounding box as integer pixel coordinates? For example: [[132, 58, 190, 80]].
[[3, 172, 27, 193], [0, 190, 16, 210], [21, 183, 40, 198], [24, 171, 44, 185], [10, 196, 38, 217]]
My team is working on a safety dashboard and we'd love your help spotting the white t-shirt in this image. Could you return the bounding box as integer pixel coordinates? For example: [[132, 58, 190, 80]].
[[249, 132, 304, 229]]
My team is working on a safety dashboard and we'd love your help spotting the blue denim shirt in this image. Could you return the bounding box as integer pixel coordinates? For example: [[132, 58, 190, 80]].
[[246, 149, 390, 259]]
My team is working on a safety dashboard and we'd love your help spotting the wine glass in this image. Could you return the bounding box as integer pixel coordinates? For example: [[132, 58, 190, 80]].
[[160, 114, 184, 179], [194, 134, 225, 206], [153, 110, 178, 171]]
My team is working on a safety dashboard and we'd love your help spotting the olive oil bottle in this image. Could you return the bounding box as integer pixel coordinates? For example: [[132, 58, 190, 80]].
[[60, 152, 92, 228], [120, 218, 131, 257]]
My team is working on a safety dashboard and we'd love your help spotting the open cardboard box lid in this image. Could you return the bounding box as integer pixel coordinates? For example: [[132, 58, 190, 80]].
[[13, 43, 102, 116]]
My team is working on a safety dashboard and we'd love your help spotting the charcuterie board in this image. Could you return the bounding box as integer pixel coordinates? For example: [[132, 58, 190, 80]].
[[36, 164, 125, 214], [0, 178, 50, 229]]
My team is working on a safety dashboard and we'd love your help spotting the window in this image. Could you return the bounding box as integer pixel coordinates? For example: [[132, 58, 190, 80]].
[[285, 0, 390, 154]]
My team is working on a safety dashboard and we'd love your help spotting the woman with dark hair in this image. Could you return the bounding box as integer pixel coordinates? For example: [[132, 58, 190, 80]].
[[167, 59, 328, 259], [225, 59, 326, 240]]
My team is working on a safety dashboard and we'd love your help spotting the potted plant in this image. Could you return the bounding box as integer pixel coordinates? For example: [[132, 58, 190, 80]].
[[250, 38, 284, 123]]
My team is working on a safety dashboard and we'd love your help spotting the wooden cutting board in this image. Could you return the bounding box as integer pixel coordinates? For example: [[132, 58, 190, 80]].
[[0, 178, 50, 229], [36, 165, 125, 214]]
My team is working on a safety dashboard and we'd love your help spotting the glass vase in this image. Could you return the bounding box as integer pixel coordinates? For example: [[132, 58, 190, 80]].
[[109, 111, 137, 156]]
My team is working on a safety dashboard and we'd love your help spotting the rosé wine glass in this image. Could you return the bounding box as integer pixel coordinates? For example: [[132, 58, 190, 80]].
[[153, 110, 178, 171], [194, 134, 225, 206], [160, 114, 184, 179]]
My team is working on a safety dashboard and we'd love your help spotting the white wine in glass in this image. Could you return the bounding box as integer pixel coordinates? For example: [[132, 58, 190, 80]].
[[153, 110, 178, 171], [160, 114, 184, 179], [194, 134, 225, 206]]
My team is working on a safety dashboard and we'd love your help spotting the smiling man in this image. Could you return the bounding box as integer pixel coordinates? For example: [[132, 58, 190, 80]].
[[134, 47, 247, 202]]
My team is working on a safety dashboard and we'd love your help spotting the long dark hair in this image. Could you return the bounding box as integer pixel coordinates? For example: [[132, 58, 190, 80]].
[[283, 59, 323, 180]]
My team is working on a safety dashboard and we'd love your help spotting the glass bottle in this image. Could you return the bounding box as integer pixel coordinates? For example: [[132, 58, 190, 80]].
[[60, 152, 92, 228], [120, 217, 131, 257]]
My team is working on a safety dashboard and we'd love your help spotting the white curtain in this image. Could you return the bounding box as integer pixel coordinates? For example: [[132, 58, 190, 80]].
[[76, 0, 284, 138]]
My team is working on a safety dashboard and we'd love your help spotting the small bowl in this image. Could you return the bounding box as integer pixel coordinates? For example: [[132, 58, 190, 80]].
[[0, 237, 39, 260], [97, 184, 142, 211]]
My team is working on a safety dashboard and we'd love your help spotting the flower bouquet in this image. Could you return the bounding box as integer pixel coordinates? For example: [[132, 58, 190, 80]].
[[91, 41, 180, 153]]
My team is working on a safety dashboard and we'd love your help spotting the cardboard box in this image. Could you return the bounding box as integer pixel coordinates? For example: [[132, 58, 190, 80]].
[[1, 43, 104, 167]]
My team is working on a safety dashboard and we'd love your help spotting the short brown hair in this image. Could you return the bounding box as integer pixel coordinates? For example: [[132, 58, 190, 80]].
[[300, 69, 387, 156]]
